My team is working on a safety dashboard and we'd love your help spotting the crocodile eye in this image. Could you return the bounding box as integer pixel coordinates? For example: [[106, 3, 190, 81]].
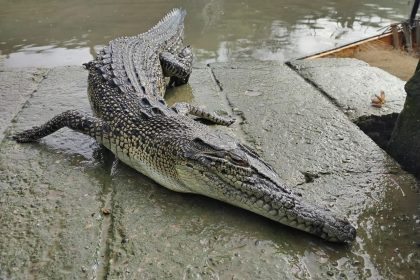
[[226, 153, 249, 167]]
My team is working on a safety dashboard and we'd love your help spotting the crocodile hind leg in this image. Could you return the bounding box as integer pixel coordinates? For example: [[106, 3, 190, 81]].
[[13, 110, 110, 143], [160, 45, 193, 87], [172, 102, 235, 126]]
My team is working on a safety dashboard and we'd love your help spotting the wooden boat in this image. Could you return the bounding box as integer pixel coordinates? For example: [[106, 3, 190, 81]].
[[300, 20, 420, 81], [303, 21, 419, 59]]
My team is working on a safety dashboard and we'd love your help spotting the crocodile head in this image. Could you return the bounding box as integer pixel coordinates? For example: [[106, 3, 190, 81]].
[[176, 131, 356, 243]]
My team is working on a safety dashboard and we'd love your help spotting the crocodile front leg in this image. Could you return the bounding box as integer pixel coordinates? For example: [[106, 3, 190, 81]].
[[160, 45, 193, 87], [172, 102, 235, 126], [13, 110, 110, 143]]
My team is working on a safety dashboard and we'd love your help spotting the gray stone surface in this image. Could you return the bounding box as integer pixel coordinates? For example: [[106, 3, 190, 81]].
[[0, 67, 48, 141], [0, 62, 419, 280], [211, 61, 419, 279], [289, 58, 406, 121], [0, 66, 103, 279]]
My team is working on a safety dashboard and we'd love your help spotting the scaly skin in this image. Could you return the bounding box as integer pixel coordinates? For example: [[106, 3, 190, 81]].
[[13, 9, 356, 243]]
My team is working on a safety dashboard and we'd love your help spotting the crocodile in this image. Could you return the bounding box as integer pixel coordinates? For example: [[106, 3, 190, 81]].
[[13, 8, 356, 243]]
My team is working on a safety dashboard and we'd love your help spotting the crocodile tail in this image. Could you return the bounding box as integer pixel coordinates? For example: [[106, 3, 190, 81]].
[[147, 8, 186, 36]]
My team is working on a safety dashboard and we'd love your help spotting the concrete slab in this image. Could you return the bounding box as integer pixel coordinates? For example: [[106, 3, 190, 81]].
[[0, 66, 105, 279], [0, 62, 418, 279], [289, 58, 406, 121], [0, 67, 48, 141], [211, 61, 419, 279]]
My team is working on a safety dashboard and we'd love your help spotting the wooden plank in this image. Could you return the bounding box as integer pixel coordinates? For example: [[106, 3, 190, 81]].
[[392, 24, 400, 49], [304, 32, 395, 59], [301, 26, 420, 60]]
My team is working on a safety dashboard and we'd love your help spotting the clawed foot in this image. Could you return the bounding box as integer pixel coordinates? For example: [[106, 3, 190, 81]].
[[210, 114, 235, 126], [172, 102, 236, 126], [12, 128, 40, 143], [192, 112, 235, 126]]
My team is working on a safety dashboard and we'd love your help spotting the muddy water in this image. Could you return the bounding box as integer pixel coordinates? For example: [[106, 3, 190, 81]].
[[0, 0, 412, 67]]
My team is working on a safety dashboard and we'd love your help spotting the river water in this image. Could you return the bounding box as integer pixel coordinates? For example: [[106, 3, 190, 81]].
[[0, 0, 412, 67]]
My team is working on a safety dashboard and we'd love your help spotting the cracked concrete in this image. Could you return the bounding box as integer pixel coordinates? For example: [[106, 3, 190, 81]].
[[0, 66, 103, 279], [0, 67, 48, 141], [0, 61, 419, 279]]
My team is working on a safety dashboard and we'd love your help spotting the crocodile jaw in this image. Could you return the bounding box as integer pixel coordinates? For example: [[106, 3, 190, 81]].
[[175, 145, 356, 243]]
